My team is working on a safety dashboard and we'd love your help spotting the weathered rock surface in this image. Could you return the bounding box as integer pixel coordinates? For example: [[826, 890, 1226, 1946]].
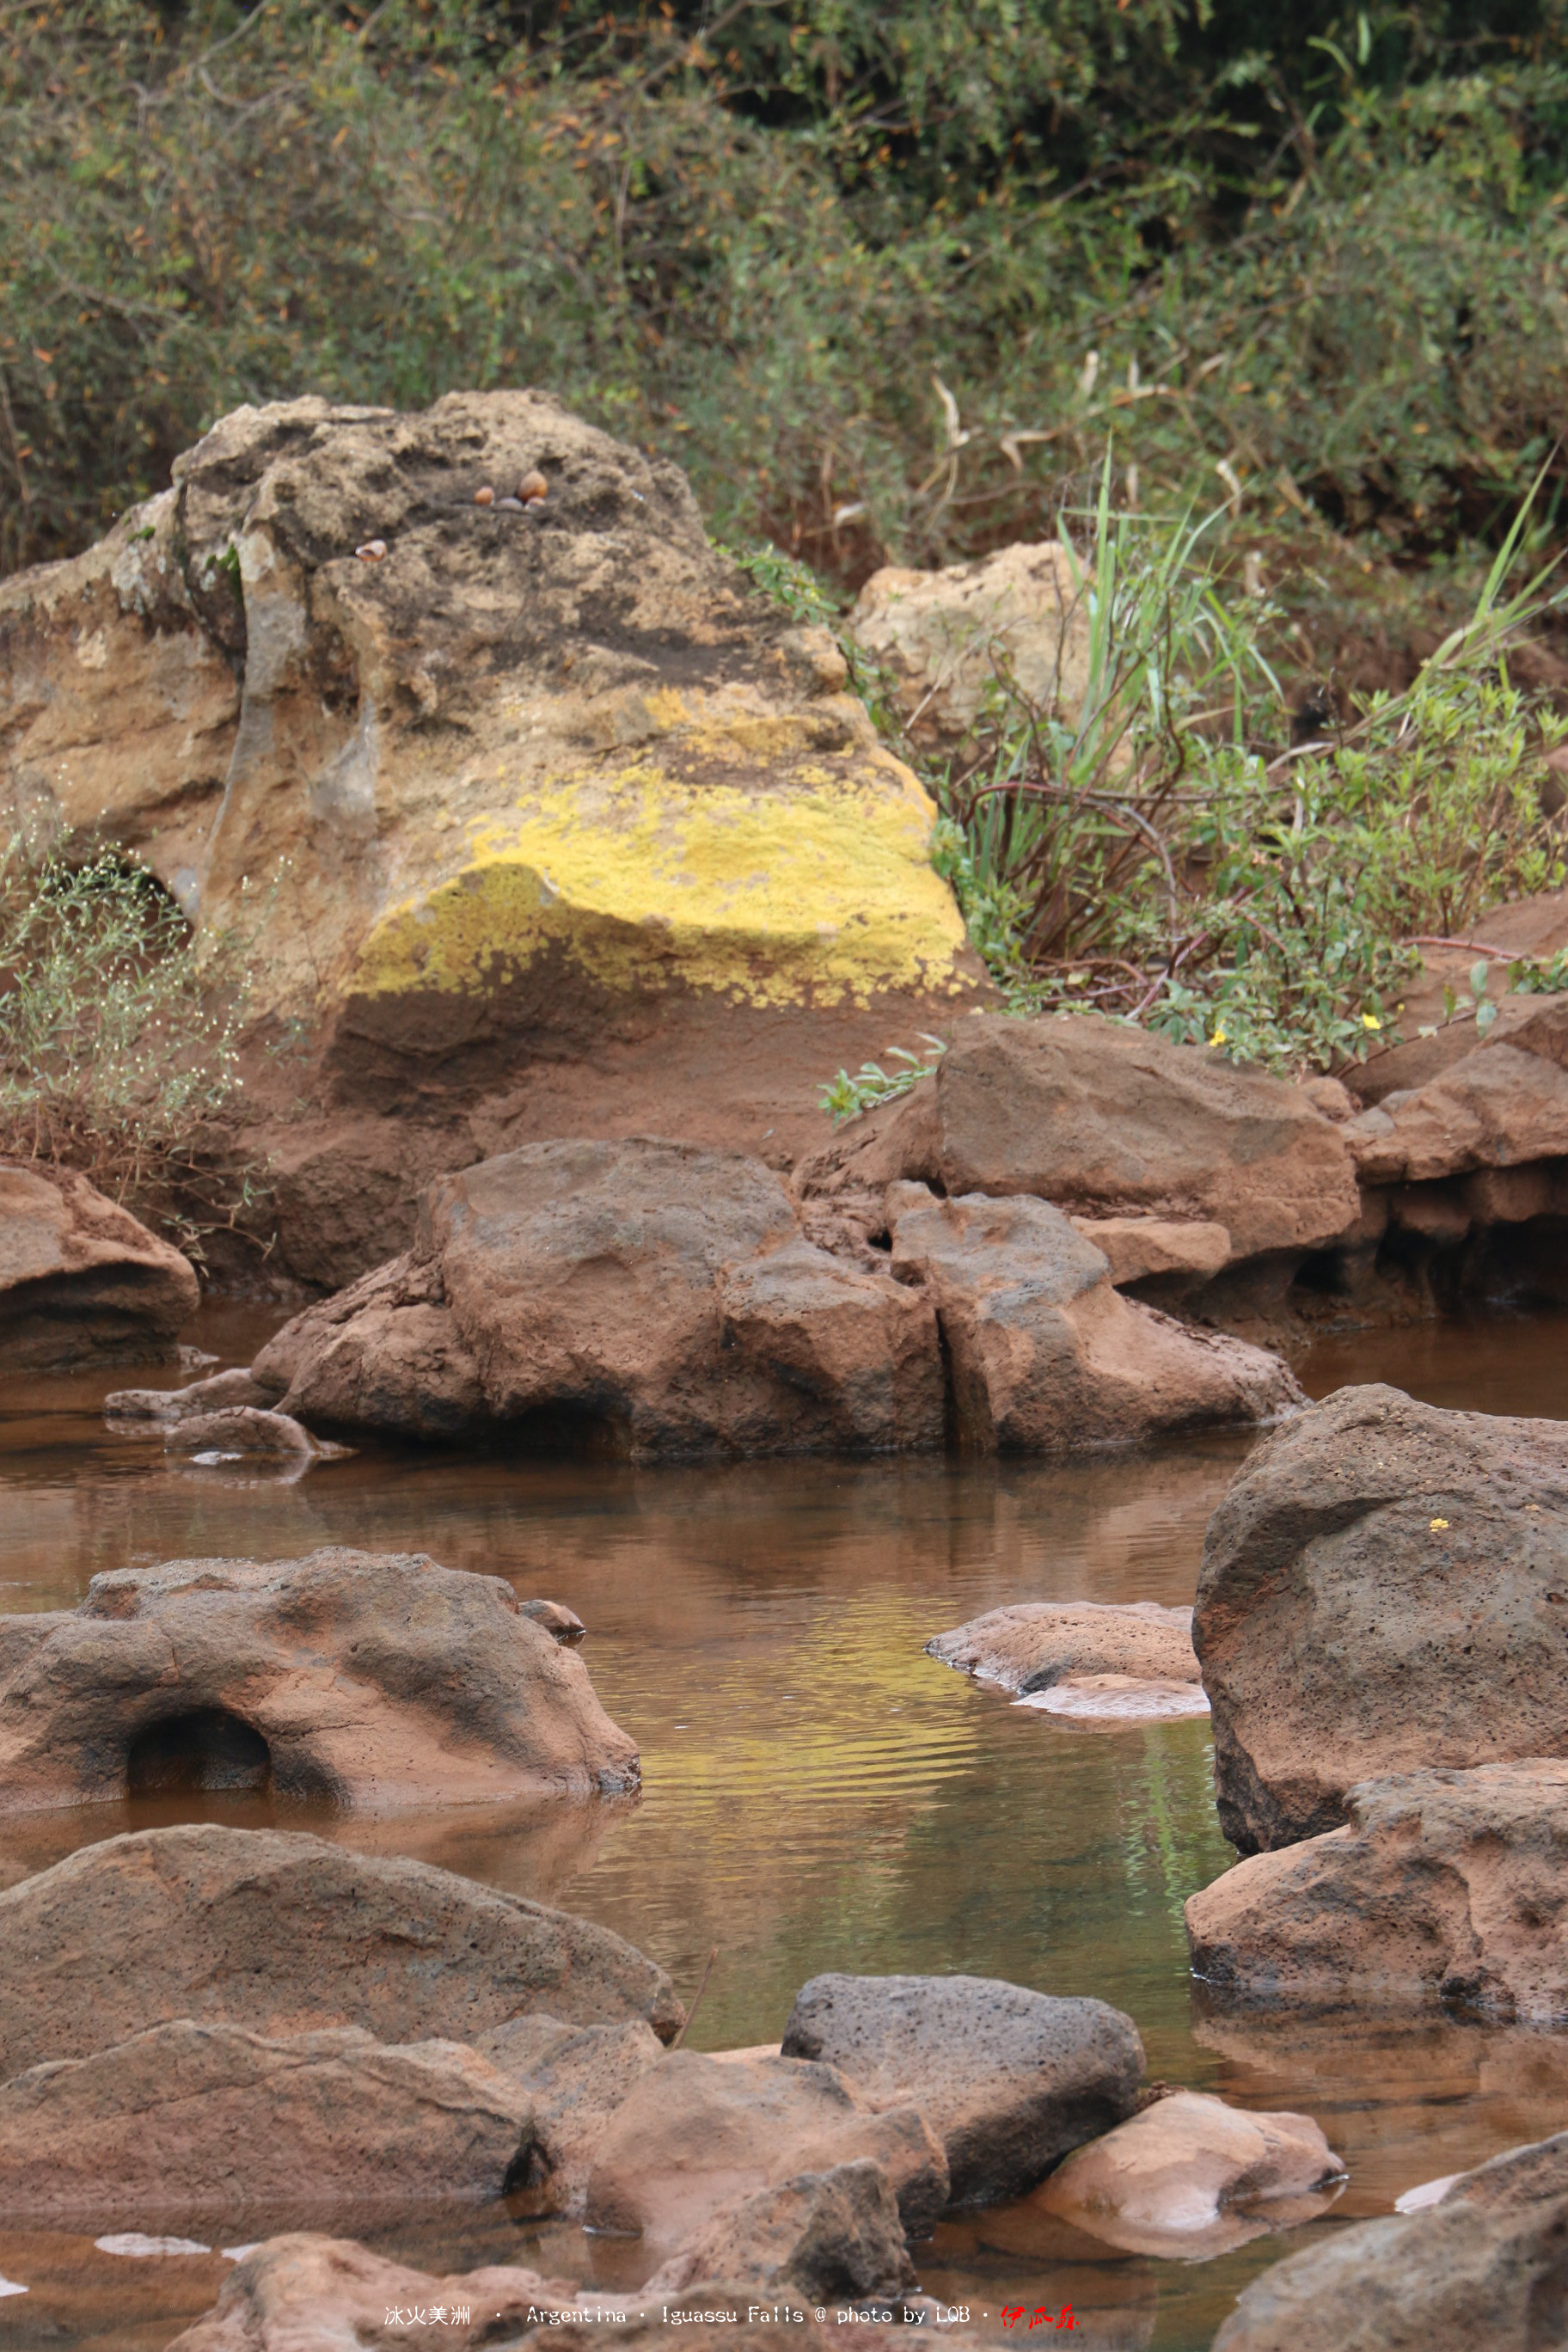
[[779, 1973, 1145, 2207], [644, 2159, 915, 2301], [583, 2049, 950, 2245], [1035, 2090, 1344, 2259], [248, 1139, 944, 1457], [848, 542, 1091, 750], [166, 2234, 582, 2352], [475, 2014, 665, 2214], [1015, 1671, 1210, 1724], [0, 1547, 639, 1812], [104, 1368, 273, 1421], [1, 393, 985, 1286], [0, 1825, 683, 2078], [0, 2021, 537, 2224], [928, 1600, 1199, 1694], [801, 1014, 1361, 1264], [0, 1161, 199, 1369], [1068, 1215, 1232, 1287], [1212, 2127, 1568, 2352], [1186, 1760, 1568, 2020], [886, 1185, 1301, 1451], [161, 1406, 346, 1460], [1194, 1385, 1568, 1852], [1344, 995, 1568, 1185]]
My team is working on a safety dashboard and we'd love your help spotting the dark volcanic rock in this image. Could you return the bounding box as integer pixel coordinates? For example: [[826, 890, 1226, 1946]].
[[780, 1972, 1145, 2206], [0, 1547, 639, 1812], [1186, 1760, 1568, 2019], [0, 1161, 199, 1369], [0, 1825, 682, 2077], [1194, 1385, 1568, 1852]]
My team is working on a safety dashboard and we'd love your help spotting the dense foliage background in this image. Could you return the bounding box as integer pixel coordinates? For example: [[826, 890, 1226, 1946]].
[[3, 0, 1568, 591]]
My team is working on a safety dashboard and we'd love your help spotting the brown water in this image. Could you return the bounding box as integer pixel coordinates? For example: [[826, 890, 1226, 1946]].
[[3, 1307, 1568, 2351]]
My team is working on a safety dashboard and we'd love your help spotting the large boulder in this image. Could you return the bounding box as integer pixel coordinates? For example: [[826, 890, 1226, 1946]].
[[1211, 2128, 1568, 2352], [0, 1547, 640, 1812], [1193, 1385, 1568, 1852], [0, 2021, 536, 2224], [885, 1184, 1301, 1451], [1034, 2089, 1344, 2260], [1186, 1760, 1568, 2020], [0, 1161, 199, 1368], [0, 393, 984, 1287], [0, 1827, 683, 2074], [778, 1973, 1145, 2207], [800, 1014, 1361, 1265], [848, 542, 1091, 750], [248, 1139, 944, 1456], [583, 2049, 951, 2245]]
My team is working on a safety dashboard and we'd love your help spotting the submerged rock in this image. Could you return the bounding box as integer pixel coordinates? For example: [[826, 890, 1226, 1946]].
[[0, 2021, 535, 2224], [1035, 2088, 1344, 2260], [0, 1161, 199, 1369], [1212, 2127, 1568, 2352], [0, 1547, 639, 1813], [886, 1185, 1300, 1451], [928, 1599, 1199, 1694], [1186, 1760, 1568, 2020], [644, 2159, 915, 2301], [779, 1972, 1145, 2207], [0, 1825, 683, 2078], [160, 1406, 350, 1460], [1194, 1385, 1568, 1852], [583, 2048, 950, 2245]]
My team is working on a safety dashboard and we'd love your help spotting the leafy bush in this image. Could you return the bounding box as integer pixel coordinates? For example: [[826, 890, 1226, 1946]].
[[0, 835, 253, 1245]]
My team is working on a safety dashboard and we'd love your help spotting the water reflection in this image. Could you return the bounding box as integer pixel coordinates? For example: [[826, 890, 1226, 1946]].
[[3, 1309, 1568, 2350]]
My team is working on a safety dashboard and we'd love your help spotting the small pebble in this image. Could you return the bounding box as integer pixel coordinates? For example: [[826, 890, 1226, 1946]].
[[355, 539, 386, 562], [518, 469, 548, 502], [475, 485, 496, 505], [496, 496, 524, 511]]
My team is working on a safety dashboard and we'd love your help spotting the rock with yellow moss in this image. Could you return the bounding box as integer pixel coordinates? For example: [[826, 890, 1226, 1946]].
[[0, 393, 985, 1283]]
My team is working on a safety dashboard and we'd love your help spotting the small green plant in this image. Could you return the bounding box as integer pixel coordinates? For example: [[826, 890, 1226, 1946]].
[[0, 831, 257, 1247], [819, 1037, 946, 1125]]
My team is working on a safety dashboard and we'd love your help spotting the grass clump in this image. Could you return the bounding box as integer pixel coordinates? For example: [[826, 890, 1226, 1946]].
[[0, 835, 256, 1250]]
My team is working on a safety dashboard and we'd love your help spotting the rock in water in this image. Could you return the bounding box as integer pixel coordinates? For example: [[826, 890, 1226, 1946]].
[[1211, 2128, 1568, 2352], [886, 1185, 1300, 1451], [0, 1826, 682, 2077], [779, 1973, 1145, 2206], [0, 1547, 639, 1813], [1186, 1760, 1568, 2019], [475, 2015, 665, 2214], [1194, 1384, 1568, 1852], [1035, 2089, 1344, 2259], [928, 1600, 1199, 1693], [583, 2049, 951, 2245], [0, 1161, 199, 1369], [0, 2022, 536, 2224], [167, 2235, 583, 2352], [644, 2159, 915, 2300]]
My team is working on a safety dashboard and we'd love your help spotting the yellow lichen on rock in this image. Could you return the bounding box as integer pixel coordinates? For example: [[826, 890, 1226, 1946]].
[[352, 751, 970, 1009]]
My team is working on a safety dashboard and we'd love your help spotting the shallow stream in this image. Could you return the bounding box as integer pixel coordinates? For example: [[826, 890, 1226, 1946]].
[[2, 1308, 1567, 2351]]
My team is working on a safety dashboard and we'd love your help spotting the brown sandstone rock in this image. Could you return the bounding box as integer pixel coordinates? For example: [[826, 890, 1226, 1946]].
[[1067, 1215, 1232, 1286], [927, 1600, 1199, 1694], [0, 1826, 682, 2077], [644, 2160, 916, 2301], [161, 1406, 344, 1459], [1194, 1385, 1568, 1853], [104, 1368, 274, 1421], [0, 1161, 199, 1369], [0, 2021, 538, 2226], [1185, 1760, 1568, 2019], [1211, 2128, 1568, 2352], [778, 1972, 1145, 2207], [165, 2233, 582, 2352], [800, 1014, 1360, 1263], [886, 1185, 1300, 1451], [1035, 2089, 1344, 2259], [848, 542, 1092, 750], [583, 2049, 951, 2245], [0, 1547, 639, 1812], [475, 2014, 665, 2214]]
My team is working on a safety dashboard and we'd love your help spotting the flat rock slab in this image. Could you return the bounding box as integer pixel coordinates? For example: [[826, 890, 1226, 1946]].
[[928, 1600, 1199, 1694], [645, 2159, 914, 2301], [1186, 1760, 1568, 2021], [1212, 2127, 1568, 2352], [0, 2021, 534, 2225], [780, 1973, 1145, 2206], [0, 1825, 682, 2076], [1194, 1384, 1568, 1852], [0, 1546, 639, 1812], [1036, 2089, 1344, 2261], [0, 1161, 199, 1370], [1015, 1673, 1210, 1724], [885, 1185, 1301, 1452], [584, 2049, 950, 2245]]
